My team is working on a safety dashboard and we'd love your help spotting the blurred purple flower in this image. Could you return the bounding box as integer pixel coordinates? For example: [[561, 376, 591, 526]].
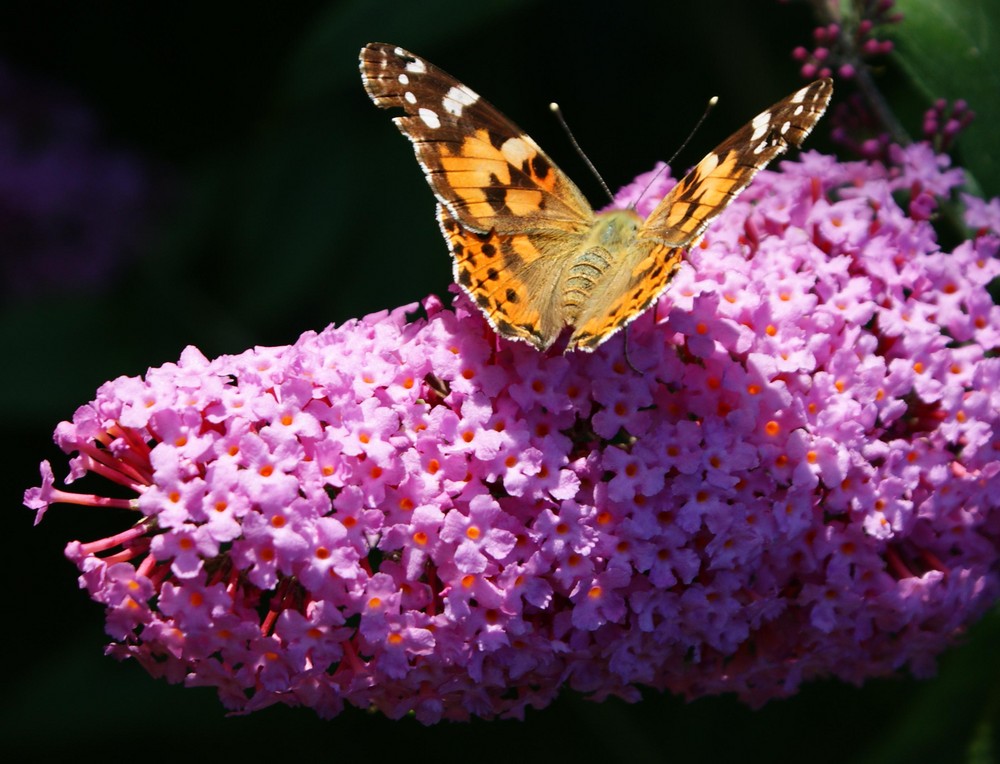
[[26, 141, 1000, 723], [0, 61, 154, 300]]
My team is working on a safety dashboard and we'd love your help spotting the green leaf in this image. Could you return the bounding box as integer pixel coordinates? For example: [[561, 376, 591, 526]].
[[889, 0, 1000, 196]]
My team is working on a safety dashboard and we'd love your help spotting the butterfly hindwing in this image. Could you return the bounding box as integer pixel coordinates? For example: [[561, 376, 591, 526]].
[[437, 205, 578, 349]]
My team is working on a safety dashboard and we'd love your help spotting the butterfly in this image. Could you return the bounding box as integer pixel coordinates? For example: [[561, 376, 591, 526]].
[[360, 43, 832, 352]]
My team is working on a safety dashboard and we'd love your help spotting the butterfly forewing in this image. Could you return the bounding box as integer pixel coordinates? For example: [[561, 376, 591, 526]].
[[360, 43, 593, 236], [640, 78, 833, 249]]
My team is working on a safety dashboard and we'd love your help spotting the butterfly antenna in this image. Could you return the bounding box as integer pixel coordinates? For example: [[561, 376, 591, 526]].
[[634, 95, 719, 209], [550, 102, 616, 204]]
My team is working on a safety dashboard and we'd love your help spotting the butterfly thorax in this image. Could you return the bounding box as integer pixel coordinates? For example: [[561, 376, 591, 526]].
[[561, 208, 643, 323]]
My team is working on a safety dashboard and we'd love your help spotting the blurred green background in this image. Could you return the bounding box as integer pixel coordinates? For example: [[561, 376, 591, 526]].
[[6, 0, 999, 759]]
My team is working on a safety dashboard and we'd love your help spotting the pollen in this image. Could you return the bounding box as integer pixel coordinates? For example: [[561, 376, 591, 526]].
[[413, 531, 428, 545], [280, 414, 294, 426], [765, 420, 780, 436], [466, 525, 481, 540], [588, 586, 603, 599]]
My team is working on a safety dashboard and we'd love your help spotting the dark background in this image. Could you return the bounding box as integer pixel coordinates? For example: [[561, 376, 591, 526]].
[[5, 1, 998, 759]]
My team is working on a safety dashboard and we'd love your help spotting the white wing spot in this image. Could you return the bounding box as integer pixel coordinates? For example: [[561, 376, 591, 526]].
[[750, 111, 772, 142], [398, 73, 409, 85], [500, 137, 533, 166], [404, 57, 427, 74], [405, 91, 417, 104], [419, 107, 441, 129], [780, 121, 791, 135], [698, 152, 720, 174], [793, 104, 804, 116], [442, 85, 479, 116]]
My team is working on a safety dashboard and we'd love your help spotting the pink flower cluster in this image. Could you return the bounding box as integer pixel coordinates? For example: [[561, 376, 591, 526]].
[[27, 143, 1000, 723], [922, 98, 976, 154], [792, 0, 901, 81]]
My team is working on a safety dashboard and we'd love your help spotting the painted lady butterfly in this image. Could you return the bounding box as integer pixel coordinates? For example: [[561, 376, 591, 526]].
[[360, 43, 832, 352]]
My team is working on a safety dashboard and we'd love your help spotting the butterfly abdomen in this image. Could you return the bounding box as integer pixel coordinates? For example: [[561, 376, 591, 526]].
[[560, 209, 643, 322]]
